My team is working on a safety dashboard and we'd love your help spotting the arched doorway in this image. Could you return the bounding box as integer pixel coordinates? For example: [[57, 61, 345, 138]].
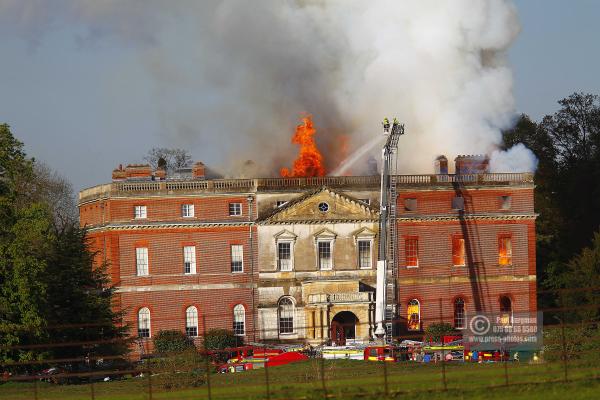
[[331, 311, 358, 345]]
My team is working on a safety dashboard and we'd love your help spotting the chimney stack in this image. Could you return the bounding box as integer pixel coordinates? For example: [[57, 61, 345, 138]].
[[454, 155, 489, 175], [112, 164, 126, 181], [192, 162, 205, 179], [125, 164, 152, 180], [434, 155, 448, 175], [154, 168, 166, 180]]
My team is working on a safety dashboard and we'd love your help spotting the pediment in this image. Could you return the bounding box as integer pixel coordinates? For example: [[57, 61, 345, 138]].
[[260, 187, 379, 224], [313, 227, 337, 240], [353, 227, 377, 239], [274, 229, 297, 241]]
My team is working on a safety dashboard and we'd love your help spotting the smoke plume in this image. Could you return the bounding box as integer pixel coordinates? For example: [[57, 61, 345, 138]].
[[1, 0, 536, 175]]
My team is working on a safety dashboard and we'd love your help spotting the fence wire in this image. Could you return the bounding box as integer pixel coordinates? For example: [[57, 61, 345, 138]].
[[1, 285, 599, 400]]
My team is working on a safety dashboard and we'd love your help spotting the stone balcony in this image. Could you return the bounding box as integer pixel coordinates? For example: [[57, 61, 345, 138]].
[[79, 173, 534, 204], [308, 292, 374, 305]]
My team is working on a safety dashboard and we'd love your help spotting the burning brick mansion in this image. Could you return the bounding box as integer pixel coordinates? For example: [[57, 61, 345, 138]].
[[78, 156, 536, 354]]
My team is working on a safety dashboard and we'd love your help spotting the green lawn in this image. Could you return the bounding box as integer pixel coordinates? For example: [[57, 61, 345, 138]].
[[1, 359, 599, 400]]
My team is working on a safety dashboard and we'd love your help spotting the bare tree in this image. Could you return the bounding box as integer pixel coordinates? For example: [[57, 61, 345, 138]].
[[32, 162, 77, 229], [144, 148, 192, 173]]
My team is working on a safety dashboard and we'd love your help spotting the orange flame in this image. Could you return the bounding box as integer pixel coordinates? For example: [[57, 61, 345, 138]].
[[280, 115, 326, 177]]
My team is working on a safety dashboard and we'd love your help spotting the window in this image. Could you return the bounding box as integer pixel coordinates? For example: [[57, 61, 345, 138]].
[[229, 203, 242, 216], [405, 237, 418, 267], [318, 202, 329, 212], [136, 247, 149, 276], [318, 241, 333, 270], [182, 204, 195, 218], [452, 236, 465, 266], [278, 297, 294, 334], [500, 195, 512, 210], [454, 298, 465, 329], [231, 244, 243, 272], [498, 236, 512, 266], [407, 299, 420, 331], [452, 196, 464, 210], [277, 242, 292, 271], [404, 198, 417, 211], [138, 307, 151, 338], [276, 200, 288, 207], [134, 205, 147, 219], [358, 240, 372, 269], [499, 296, 513, 326], [183, 246, 196, 274], [233, 304, 245, 336], [185, 306, 198, 337], [500, 296, 512, 312]]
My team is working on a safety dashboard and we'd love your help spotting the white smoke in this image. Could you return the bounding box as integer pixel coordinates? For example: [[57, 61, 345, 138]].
[[1, 0, 536, 175], [490, 143, 538, 172]]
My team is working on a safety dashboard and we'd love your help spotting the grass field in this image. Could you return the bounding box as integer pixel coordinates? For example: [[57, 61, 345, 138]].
[[1, 358, 599, 400]]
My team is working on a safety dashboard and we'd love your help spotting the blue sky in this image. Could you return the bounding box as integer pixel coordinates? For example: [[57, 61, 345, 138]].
[[0, 1, 599, 192]]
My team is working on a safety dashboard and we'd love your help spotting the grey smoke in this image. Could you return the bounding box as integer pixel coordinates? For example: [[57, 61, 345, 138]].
[[1, 0, 536, 176]]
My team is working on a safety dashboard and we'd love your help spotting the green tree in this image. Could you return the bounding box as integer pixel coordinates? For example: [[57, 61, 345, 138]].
[[503, 94, 600, 308], [153, 330, 195, 354], [43, 225, 129, 361], [424, 323, 455, 343], [546, 230, 600, 322], [203, 329, 241, 350], [0, 123, 128, 367]]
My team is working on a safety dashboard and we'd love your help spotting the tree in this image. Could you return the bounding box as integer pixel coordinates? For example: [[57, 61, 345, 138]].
[[203, 329, 240, 350], [539, 93, 600, 262], [545, 230, 600, 323], [424, 323, 455, 343], [503, 94, 600, 302], [0, 123, 128, 367], [31, 162, 77, 229], [153, 330, 195, 354], [43, 224, 129, 361], [144, 148, 192, 173]]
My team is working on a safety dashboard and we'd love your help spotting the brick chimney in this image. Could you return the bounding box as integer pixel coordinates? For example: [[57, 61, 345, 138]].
[[454, 155, 489, 174], [112, 164, 126, 181], [192, 162, 205, 179], [154, 168, 166, 180], [125, 164, 153, 179], [434, 155, 448, 175]]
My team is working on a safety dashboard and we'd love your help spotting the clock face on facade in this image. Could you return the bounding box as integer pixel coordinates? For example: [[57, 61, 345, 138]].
[[318, 202, 329, 212]]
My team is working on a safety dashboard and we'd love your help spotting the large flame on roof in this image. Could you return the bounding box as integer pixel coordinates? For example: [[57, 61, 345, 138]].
[[280, 115, 326, 177]]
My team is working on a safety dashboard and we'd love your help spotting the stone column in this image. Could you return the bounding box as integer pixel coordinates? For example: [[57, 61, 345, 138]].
[[307, 308, 314, 339]]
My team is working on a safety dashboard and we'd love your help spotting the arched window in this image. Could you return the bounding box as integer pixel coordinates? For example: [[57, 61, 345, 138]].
[[407, 299, 420, 331], [499, 296, 513, 326], [278, 297, 295, 334], [454, 298, 465, 329], [499, 296, 512, 312], [185, 306, 198, 337], [138, 307, 151, 338], [233, 304, 245, 336]]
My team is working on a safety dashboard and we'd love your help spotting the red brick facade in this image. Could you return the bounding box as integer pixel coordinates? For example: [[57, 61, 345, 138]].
[[79, 172, 536, 353]]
